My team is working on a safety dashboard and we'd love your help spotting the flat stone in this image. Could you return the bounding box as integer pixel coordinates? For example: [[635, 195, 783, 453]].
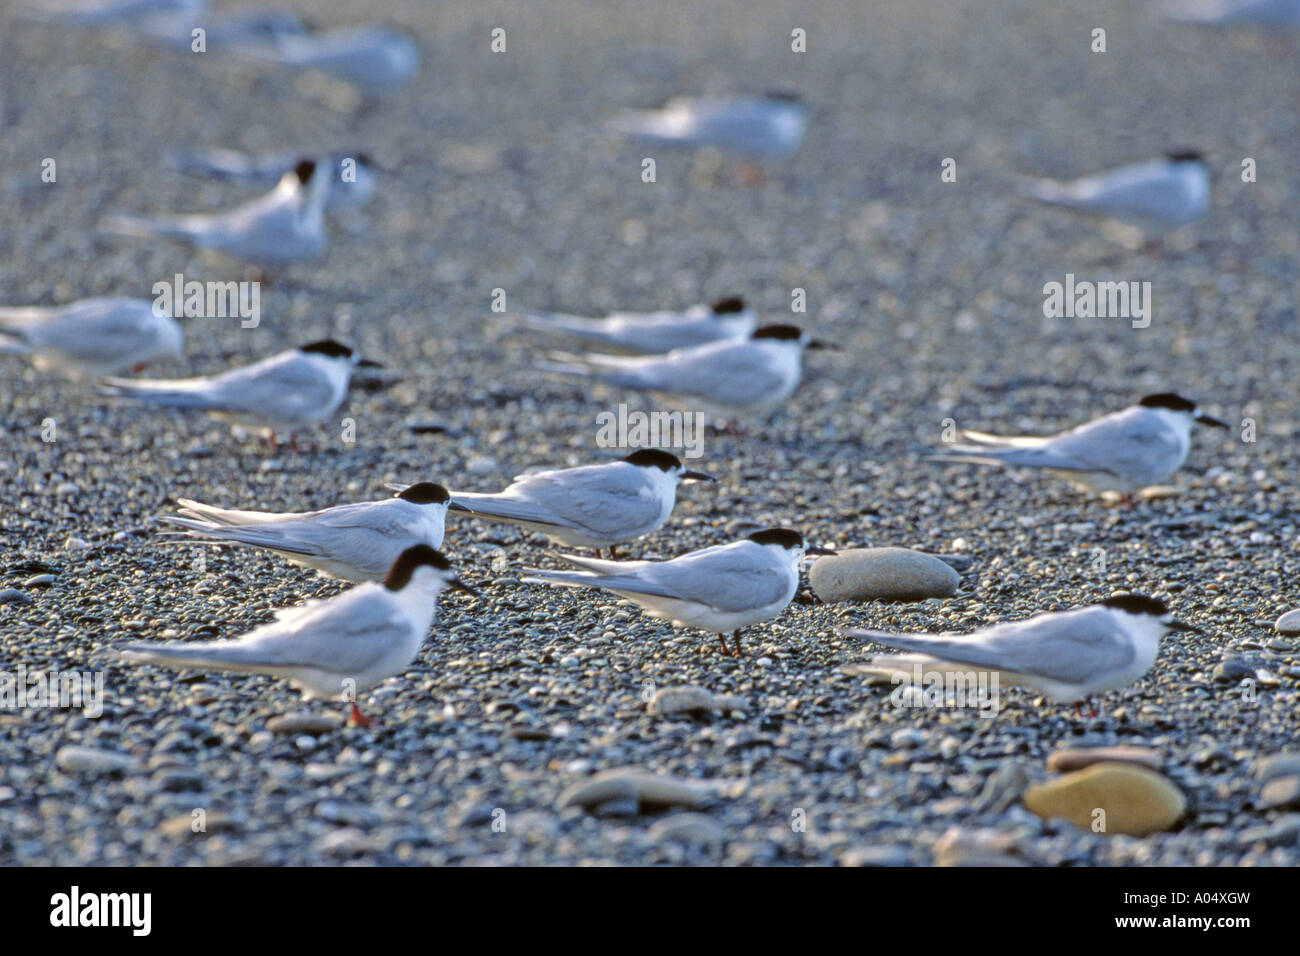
[[55, 745, 135, 776], [1213, 657, 1258, 683], [648, 685, 746, 716], [841, 845, 911, 866], [159, 811, 238, 839], [559, 767, 717, 813], [1046, 746, 1161, 773], [809, 548, 959, 603], [1259, 775, 1300, 810], [266, 714, 339, 735], [647, 812, 725, 847], [22, 574, 55, 588], [0, 589, 32, 606], [1023, 762, 1186, 836], [1238, 815, 1300, 847], [1275, 609, 1300, 635], [933, 827, 1029, 867], [1254, 753, 1300, 784]]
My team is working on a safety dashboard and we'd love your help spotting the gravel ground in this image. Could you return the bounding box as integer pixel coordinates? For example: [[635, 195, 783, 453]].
[[2, 0, 1299, 866]]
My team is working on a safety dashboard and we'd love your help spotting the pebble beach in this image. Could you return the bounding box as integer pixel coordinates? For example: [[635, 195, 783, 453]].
[[1, 0, 1299, 867]]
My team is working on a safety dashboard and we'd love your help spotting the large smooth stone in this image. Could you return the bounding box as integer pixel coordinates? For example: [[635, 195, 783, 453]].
[[1023, 762, 1186, 836], [558, 767, 717, 813], [809, 548, 959, 602]]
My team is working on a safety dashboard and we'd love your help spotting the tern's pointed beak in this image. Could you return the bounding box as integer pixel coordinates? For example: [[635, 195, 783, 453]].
[[1167, 618, 1202, 633], [682, 470, 714, 482], [450, 577, 478, 596], [1195, 412, 1229, 429], [356, 358, 384, 369], [806, 340, 838, 351], [805, 546, 837, 556]]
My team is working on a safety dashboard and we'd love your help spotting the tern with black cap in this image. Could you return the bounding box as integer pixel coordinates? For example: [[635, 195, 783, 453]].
[[0, 296, 183, 380], [103, 158, 330, 266], [166, 148, 381, 214], [848, 594, 1199, 715], [930, 392, 1230, 503], [392, 449, 712, 557], [523, 528, 835, 656], [539, 323, 833, 419], [609, 91, 808, 160], [1021, 150, 1211, 231], [517, 296, 757, 354], [159, 482, 450, 582], [100, 339, 381, 450], [121, 545, 473, 726]]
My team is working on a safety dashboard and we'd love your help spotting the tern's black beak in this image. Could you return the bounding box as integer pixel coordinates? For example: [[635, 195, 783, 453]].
[[356, 358, 384, 369], [450, 577, 478, 596], [1195, 412, 1229, 429], [806, 340, 837, 351], [682, 470, 714, 482], [805, 546, 837, 556], [1167, 618, 1202, 634]]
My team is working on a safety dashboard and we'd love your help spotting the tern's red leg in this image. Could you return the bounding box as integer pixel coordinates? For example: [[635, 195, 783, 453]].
[[348, 702, 372, 728], [268, 432, 278, 453], [290, 434, 302, 453], [731, 630, 743, 656], [132, 362, 147, 374], [716, 634, 732, 656]]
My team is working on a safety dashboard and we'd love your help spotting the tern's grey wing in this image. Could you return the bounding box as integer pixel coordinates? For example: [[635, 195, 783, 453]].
[[232, 587, 409, 673], [854, 609, 1136, 685], [636, 543, 793, 612], [1038, 411, 1185, 481], [205, 353, 341, 421], [595, 342, 787, 406], [124, 587, 407, 676], [515, 465, 663, 537]]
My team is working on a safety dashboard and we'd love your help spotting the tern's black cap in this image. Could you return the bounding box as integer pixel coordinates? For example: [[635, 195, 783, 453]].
[[397, 482, 450, 504], [1099, 594, 1169, 616], [623, 449, 682, 471], [711, 296, 747, 314], [300, 339, 355, 359], [747, 528, 804, 548], [384, 544, 451, 591], [751, 324, 803, 341], [1138, 392, 1196, 412]]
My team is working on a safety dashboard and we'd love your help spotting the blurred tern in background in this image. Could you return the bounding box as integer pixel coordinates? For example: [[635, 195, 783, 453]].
[[16, 0, 205, 27], [610, 91, 808, 160], [230, 23, 420, 95], [1160, 0, 1300, 27], [1021, 150, 1211, 232], [104, 159, 329, 267], [100, 339, 379, 450], [518, 296, 756, 354], [161, 483, 450, 582], [0, 297, 181, 380], [166, 148, 379, 214]]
